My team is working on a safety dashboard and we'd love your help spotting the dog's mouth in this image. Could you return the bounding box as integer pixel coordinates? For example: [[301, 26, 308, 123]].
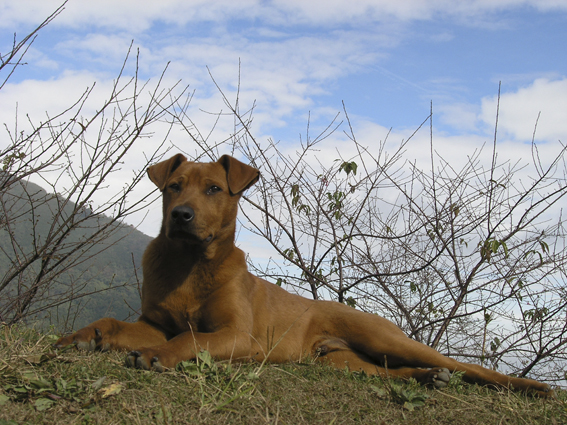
[[166, 227, 213, 245]]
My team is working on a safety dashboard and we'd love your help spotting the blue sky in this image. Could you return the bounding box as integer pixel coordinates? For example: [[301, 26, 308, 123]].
[[339, 12, 567, 130], [1, 0, 566, 236]]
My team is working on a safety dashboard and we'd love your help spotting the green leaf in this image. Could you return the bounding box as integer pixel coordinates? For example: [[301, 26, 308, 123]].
[[198, 350, 214, 367], [407, 281, 417, 293], [339, 161, 358, 176], [34, 398, 55, 411], [369, 385, 387, 397], [28, 378, 53, 390], [0, 394, 10, 406], [91, 376, 107, 391], [155, 406, 173, 423], [246, 372, 260, 380], [450, 203, 460, 217], [177, 360, 201, 375], [502, 241, 508, 258], [403, 401, 415, 411], [539, 240, 549, 253], [24, 353, 56, 365], [298, 204, 311, 215], [345, 296, 356, 308]]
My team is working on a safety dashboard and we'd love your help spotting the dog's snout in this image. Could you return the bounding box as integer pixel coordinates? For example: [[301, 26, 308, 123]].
[[171, 206, 195, 223]]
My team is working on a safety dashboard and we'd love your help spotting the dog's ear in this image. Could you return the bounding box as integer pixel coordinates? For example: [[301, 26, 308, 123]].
[[147, 154, 187, 190], [218, 155, 260, 195]]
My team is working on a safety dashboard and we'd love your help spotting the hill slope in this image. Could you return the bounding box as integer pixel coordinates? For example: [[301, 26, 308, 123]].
[[0, 326, 565, 424], [0, 176, 153, 330]]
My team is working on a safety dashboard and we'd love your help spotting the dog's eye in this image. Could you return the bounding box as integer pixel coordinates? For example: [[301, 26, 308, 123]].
[[168, 183, 181, 192], [207, 185, 222, 195]]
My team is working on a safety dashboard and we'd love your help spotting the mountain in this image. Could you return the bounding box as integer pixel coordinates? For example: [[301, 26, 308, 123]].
[[0, 175, 154, 331]]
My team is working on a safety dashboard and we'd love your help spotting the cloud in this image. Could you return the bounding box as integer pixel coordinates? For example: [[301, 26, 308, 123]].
[[2, 0, 566, 238], [480, 78, 567, 142], [438, 102, 481, 133], [55, 34, 147, 68], [2, 0, 567, 31], [434, 78, 567, 143], [0, 0, 262, 31], [21, 47, 60, 71], [0, 70, 103, 122]]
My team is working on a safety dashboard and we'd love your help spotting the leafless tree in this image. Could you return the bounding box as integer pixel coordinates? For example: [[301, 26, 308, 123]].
[[177, 77, 567, 386], [0, 6, 191, 327]]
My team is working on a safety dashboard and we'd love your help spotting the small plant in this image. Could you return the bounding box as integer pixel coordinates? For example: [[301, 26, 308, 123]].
[[447, 370, 467, 392], [177, 350, 257, 411], [387, 381, 429, 411], [1, 367, 122, 411]]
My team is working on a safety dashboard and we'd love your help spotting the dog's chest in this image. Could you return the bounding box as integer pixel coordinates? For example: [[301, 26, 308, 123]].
[[147, 286, 216, 335]]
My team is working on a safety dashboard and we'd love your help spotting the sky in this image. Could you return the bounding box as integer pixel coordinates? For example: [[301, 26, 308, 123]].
[[1, 0, 566, 239]]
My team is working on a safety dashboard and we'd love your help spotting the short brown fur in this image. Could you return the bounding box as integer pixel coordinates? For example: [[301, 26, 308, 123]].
[[55, 154, 551, 396]]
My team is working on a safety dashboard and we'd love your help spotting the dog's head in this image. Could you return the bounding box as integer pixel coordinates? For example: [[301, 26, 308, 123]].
[[147, 154, 259, 253]]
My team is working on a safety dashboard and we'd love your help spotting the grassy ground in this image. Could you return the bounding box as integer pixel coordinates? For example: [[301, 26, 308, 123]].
[[1, 325, 565, 424]]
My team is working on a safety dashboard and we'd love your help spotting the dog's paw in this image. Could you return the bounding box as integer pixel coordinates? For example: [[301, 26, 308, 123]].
[[53, 327, 110, 352], [513, 379, 554, 398], [532, 384, 553, 398], [425, 367, 451, 389], [126, 348, 174, 372]]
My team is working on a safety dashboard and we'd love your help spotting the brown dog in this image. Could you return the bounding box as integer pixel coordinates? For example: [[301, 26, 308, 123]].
[[55, 154, 551, 396]]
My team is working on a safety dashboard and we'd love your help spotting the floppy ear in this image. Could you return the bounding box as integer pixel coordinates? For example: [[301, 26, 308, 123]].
[[147, 154, 187, 190], [218, 155, 260, 195]]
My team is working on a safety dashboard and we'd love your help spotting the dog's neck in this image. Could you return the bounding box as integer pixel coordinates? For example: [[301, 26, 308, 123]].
[[155, 227, 241, 270]]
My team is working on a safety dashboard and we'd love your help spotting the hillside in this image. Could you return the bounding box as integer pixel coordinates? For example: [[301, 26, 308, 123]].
[[0, 326, 565, 424], [0, 176, 153, 330]]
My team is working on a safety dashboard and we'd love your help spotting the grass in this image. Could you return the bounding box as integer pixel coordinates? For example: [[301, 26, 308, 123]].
[[1, 325, 565, 424]]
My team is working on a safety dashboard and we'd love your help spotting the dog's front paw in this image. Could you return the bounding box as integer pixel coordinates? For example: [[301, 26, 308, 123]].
[[126, 348, 175, 372], [426, 367, 451, 389], [53, 327, 110, 352]]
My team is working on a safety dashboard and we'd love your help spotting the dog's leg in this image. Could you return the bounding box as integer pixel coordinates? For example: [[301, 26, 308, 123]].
[[316, 306, 552, 396], [353, 331, 551, 395], [315, 338, 451, 388], [125, 327, 252, 371], [54, 318, 167, 352]]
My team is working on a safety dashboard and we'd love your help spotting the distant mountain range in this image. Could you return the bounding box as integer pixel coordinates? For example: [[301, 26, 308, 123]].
[[0, 175, 154, 331]]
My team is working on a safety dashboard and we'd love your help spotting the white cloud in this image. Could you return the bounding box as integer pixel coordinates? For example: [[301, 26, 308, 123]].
[[2, 0, 566, 238], [480, 78, 567, 143], [334, 103, 566, 184], [16, 46, 61, 71], [0, 0, 262, 31], [2, 0, 567, 31], [55, 34, 148, 67], [0, 70, 102, 123], [438, 102, 481, 133]]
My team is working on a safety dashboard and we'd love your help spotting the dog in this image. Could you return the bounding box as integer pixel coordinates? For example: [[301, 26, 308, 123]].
[[55, 154, 551, 396]]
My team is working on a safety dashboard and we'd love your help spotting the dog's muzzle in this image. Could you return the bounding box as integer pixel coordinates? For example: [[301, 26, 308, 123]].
[[171, 205, 195, 224], [168, 205, 212, 243]]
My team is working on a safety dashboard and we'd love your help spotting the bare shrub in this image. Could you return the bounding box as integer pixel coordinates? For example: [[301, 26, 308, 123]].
[[0, 6, 190, 327], [177, 79, 567, 386]]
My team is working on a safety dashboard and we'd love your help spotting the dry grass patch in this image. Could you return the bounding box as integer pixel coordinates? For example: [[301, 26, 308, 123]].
[[1, 325, 565, 424]]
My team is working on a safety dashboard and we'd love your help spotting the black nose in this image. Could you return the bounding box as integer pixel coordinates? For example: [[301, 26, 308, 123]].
[[171, 206, 195, 223]]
